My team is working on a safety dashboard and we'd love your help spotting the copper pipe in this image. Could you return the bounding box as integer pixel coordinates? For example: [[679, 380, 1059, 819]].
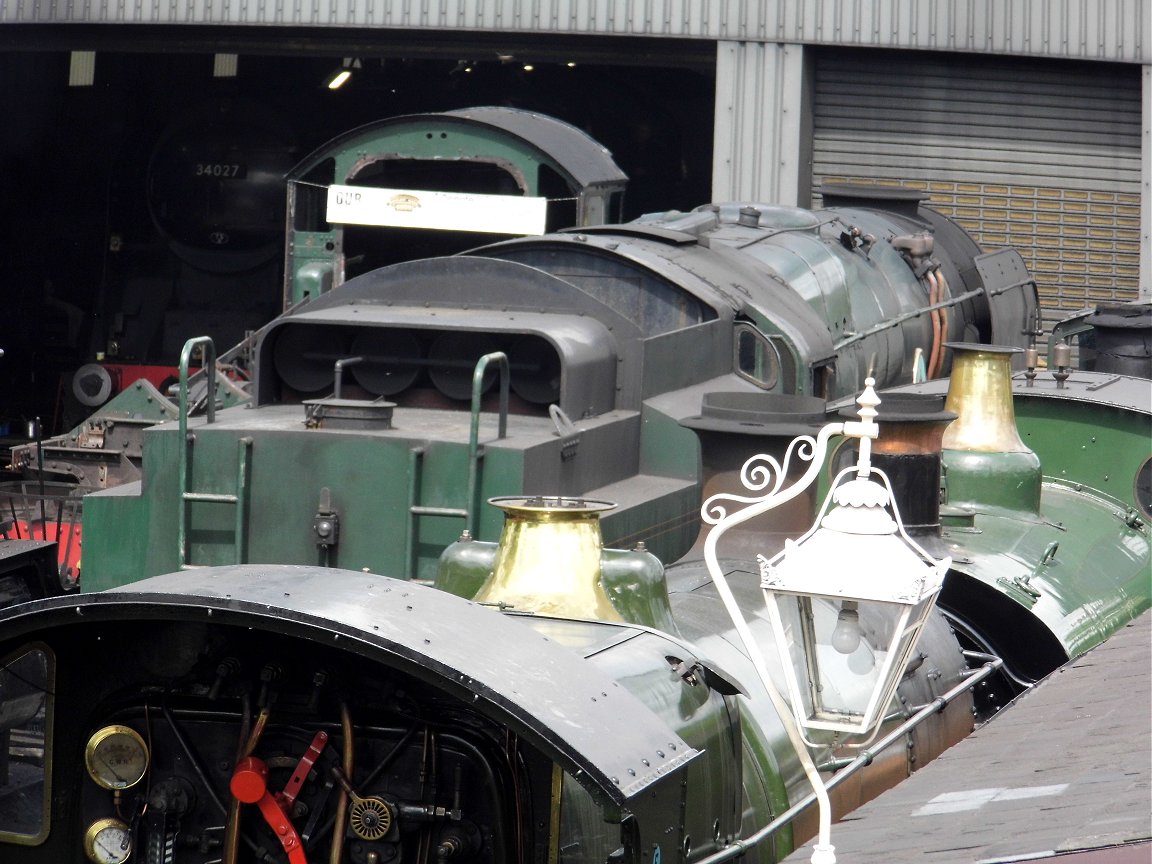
[[329, 702, 354, 864], [223, 699, 262, 864], [242, 707, 270, 757], [222, 799, 242, 864], [933, 269, 951, 379], [926, 269, 942, 379]]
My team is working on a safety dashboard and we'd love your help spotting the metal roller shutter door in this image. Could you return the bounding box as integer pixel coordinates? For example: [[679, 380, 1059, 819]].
[[811, 49, 1143, 332]]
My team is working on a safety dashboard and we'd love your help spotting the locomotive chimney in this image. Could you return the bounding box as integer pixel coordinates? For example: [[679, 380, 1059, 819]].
[[865, 393, 956, 542], [681, 393, 830, 561], [473, 496, 624, 621], [940, 343, 1041, 513]]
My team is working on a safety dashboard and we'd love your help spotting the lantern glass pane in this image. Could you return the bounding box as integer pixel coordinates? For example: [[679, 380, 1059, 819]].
[[771, 594, 888, 729], [868, 595, 937, 723]]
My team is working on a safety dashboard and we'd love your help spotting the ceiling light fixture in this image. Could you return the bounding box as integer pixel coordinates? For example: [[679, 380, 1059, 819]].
[[69, 51, 96, 87], [325, 57, 360, 90], [213, 54, 238, 78]]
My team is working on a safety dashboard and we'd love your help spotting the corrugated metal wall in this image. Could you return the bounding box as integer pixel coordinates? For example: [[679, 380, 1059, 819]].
[[3, 1, 1147, 64], [811, 50, 1144, 328], [712, 41, 808, 206]]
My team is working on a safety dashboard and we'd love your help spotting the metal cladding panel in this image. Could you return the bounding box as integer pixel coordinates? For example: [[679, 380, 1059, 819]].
[[0, 565, 699, 805], [262, 305, 619, 416], [287, 107, 626, 190], [712, 41, 808, 206], [944, 484, 1151, 660], [2, 2, 1147, 62], [442, 107, 627, 188], [975, 249, 1041, 349], [287, 256, 639, 335], [811, 49, 1144, 331]]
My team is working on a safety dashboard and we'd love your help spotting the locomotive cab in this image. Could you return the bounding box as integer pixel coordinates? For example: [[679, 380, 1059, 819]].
[[0, 567, 701, 864]]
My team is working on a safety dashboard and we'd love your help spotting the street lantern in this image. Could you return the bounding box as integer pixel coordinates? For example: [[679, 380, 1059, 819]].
[[701, 377, 951, 864], [758, 467, 949, 742]]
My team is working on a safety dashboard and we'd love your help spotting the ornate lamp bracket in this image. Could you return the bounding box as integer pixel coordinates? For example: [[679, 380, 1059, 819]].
[[701, 378, 880, 548], [698, 378, 882, 864]]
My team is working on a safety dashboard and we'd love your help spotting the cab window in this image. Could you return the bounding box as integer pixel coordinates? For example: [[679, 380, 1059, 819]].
[[0, 647, 53, 845]]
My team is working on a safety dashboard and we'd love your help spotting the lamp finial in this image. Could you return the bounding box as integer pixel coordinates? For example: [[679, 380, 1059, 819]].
[[842, 376, 881, 478]]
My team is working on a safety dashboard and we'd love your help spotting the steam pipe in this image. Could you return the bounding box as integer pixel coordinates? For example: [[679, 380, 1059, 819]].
[[934, 269, 951, 379], [926, 270, 942, 381], [332, 356, 365, 399], [329, 702, 354, 864]]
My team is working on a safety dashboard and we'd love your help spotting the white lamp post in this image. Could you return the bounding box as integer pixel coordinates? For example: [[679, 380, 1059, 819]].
[[701, 378, 950, 864]]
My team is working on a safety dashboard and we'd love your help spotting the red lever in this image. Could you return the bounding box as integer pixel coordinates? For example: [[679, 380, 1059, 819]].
[[229, 730, 329, 864], [278, 730, 328, 811], [230, 756, 270, 804], [230, 757, 307, 864]]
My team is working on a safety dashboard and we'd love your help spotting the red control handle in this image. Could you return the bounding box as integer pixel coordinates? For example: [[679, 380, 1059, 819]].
[[230, 756, 308, 864]]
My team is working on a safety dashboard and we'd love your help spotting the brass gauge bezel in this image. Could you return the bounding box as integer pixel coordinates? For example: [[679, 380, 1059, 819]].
[[84, 724, 149, 790], [83, 817, 133, 864]]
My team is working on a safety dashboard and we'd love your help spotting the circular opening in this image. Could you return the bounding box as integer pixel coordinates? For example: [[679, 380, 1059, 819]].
[[488, 496, 616, 516], [508, 335, 561, 405], [274, 325, 350, 394], [351, 330, 423, 396], [428, 332, 498, 400]]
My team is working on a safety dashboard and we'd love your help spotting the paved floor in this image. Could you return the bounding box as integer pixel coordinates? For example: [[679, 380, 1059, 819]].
[[781, 610, 1152, 863]]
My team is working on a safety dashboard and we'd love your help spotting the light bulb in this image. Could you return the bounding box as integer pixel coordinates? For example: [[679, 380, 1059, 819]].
[[831, 602, 862, 654]]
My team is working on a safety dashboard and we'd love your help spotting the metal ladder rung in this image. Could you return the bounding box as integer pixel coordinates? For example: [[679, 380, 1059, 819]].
[[183, 492, 240, 504], [178, 436, 252, 569], [404, 351, 510, 579], [410, 505, 467, 518], [176, 336, 254, 570]]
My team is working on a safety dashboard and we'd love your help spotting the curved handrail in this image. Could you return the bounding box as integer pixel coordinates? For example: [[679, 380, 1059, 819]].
[[178, 336, 218, 434], [466, 352, 510, 536]]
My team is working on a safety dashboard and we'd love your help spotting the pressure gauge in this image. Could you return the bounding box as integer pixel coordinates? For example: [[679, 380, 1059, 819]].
[[84, 725, 149, 790], [83, 817, 133, 864]]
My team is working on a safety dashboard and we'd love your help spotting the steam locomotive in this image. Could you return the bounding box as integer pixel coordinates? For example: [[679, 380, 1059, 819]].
[[0, 188, 1147, 864]]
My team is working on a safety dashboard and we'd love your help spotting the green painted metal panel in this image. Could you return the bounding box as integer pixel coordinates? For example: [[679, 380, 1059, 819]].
[[945, 484, 1151, 658], [81, 410, 531, 587], [1014, 394, 1151, 515], [79, 484, 151, 592], [331, 125, 548, 192]]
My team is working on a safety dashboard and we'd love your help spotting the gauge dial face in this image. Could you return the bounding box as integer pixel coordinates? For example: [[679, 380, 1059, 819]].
[[84, 724, 149, 790], [83, 817, 133, 864]]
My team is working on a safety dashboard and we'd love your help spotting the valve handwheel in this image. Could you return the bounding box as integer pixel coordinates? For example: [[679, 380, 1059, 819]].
[[349, 795, 392, 841]]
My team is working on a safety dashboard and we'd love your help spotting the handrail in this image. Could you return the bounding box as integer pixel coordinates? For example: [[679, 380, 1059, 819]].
[[178, 337, 216, 567], [465, 352, 509, 537], [177, 337, 253, 569], [693, 652, 1005, 864], [178, 336, 218, 433], [405, 352, 511, 576]]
